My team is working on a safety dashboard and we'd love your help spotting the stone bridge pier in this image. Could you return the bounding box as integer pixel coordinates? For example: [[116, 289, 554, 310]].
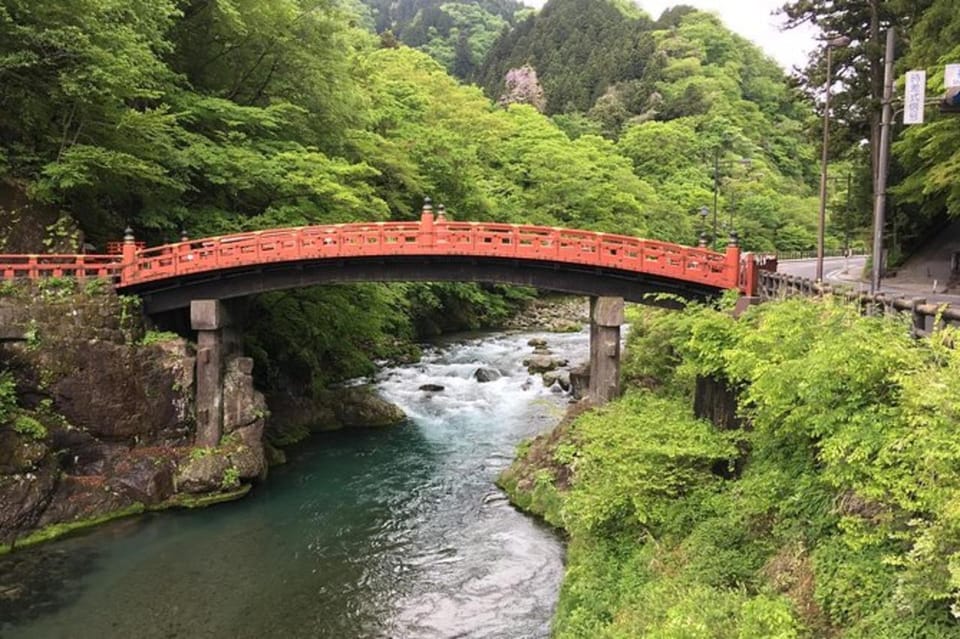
[[588, 296, 624, 404], [190, 299, 244, 447]]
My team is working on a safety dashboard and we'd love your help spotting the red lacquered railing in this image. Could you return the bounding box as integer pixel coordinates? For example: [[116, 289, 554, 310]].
[[0, 254, 123, 280], [0, 212, 749, 293]]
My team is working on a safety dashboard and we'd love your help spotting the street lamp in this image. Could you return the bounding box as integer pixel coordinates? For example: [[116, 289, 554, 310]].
[[710, 152, 752, 248], [698, 205, 709, 246], [816, 34, 852, 282]]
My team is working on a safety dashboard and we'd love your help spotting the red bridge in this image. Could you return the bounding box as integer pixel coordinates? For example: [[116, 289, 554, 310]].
[[0, 204, 759, 313]]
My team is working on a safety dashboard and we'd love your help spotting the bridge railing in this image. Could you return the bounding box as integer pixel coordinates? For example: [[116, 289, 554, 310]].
[[0, 254, 122, 280], [0, 208, 747, 293], [122, 216, 743, 291]]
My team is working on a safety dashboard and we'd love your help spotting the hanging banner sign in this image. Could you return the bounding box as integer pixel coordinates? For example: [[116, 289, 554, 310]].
[[904, 70, 926, 124], [945, 64, 960, 88]]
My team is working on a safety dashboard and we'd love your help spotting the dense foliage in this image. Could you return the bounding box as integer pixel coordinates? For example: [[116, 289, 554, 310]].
[[479, 0, 826, 252], [358, 0, 530, 79], [0, 0, 681, 390], [502, 297, 960, 637], [782, 0, 960, 262]]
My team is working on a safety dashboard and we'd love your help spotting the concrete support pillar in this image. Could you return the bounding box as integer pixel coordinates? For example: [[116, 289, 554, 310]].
[[588, 296, 624, 404], [191, 299, 232, 447]]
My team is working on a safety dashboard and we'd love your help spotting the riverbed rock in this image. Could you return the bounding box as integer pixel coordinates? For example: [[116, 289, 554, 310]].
[[570, 363, 590, 399], [174, 452, 231, 494], [333, 388, 406, 428], [527, 338, 547, 348], [228, 443, 267, 482], [473, 367, 501, 383], [0, 459, 58, 543], [37, 474, 136, 529], [106, 451, 176, 505], [223, 356, 266, 434], [543, 370, 571, 392], [419, 384, 445, 392], [0, 430, 47, 475], [266, 394, 338, 443], [523, 354, 568, 374], [506, 296, 590, 331]]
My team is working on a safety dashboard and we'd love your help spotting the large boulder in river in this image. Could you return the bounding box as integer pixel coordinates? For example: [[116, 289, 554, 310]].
[[419, 384, 445, 392], [543, 370, 571, 392], [175, 451, 231, 494], [473, 367, 501, 383], [523, 354, 568, 374], [333, 388, 406, 428]]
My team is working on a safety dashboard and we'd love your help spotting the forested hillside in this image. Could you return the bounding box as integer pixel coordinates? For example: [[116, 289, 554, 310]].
[[0, 0, 711, 393], [357, 0, 530, 78]]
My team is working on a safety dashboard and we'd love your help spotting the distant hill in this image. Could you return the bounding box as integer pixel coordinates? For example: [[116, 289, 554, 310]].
[[357, 0, 530, 78], [478, 0, 658, 114]]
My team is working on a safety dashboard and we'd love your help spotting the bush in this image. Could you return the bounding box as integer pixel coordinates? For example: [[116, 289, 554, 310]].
[[13, 414, 47, 440]]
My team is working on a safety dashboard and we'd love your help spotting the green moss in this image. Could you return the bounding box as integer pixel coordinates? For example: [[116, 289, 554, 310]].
[[0, 503, 146, 555], [160, 484, 250, 509]]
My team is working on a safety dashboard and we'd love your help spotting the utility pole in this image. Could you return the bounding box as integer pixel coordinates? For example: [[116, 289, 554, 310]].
[[844, 172, 852, 274], [871, 28, 895, 294], [817, 35, 851, 282], [712, 148, 719, 248]]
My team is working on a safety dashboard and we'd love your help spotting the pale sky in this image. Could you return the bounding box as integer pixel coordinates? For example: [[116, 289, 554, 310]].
[[522, 0, 820, 73]]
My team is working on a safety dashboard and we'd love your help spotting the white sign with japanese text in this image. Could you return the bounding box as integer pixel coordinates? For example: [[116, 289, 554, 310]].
[[946, 64, 960, 88], [904, 70, 926, 125]]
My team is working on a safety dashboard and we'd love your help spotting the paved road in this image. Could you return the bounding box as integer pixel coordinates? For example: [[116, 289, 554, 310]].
[[777, 256, 960, 305]]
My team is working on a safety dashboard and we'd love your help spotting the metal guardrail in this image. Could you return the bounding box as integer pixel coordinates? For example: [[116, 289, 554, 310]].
[[758, 270, 959, 337], [774, 248, 868, 261]]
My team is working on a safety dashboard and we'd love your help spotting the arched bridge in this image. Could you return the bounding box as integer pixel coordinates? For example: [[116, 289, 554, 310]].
[[0, 207, 758, 314], [0, 205, 765, 421]]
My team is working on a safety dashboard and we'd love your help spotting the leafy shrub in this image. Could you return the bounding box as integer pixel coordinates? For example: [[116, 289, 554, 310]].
[[0, 371, 16, 423], [13, 414, 47, 440]]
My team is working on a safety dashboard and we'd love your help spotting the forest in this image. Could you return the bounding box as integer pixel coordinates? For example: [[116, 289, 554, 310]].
[[502, 295, 960, 638], [0, 0, 829, 393]]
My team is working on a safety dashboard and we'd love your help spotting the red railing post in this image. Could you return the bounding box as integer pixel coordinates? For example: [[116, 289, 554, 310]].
[[725, 232, 741, 290], [436, 204, 448, 246], [419, 197, 435, 250], [121, 226, 138, 285], [742, 252, 759, 295]]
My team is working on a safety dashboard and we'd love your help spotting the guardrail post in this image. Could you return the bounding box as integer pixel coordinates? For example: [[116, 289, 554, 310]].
[[419, 197, 435, 249], [911, 298, 927, 337], [121, 226, 137, 284]]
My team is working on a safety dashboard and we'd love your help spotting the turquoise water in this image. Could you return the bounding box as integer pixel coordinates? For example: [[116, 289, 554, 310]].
[[0, 331, 587, 639]]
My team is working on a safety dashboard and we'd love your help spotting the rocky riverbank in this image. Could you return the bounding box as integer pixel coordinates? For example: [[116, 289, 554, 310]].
[[0, 283, 268, 553]]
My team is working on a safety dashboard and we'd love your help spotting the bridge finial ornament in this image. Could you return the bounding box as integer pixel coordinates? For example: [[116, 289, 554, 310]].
[[180, 227, 189, 243], [698, 232, 708, 248], [422, 197, 433, 214], [437, 204, 447, 222], [728, 231, 739, 248], [124, 226, 135, 243]]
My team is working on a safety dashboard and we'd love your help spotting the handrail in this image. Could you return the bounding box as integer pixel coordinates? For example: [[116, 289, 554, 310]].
[[0, 216, 746, 293]]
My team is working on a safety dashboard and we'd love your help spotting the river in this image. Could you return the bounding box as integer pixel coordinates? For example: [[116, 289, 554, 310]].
[[0, 330, 588, 639]]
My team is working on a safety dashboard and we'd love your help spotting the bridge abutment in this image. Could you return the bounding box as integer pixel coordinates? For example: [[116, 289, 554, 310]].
[[190, 299, 242, 447], [588, 296, 624, 404]]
